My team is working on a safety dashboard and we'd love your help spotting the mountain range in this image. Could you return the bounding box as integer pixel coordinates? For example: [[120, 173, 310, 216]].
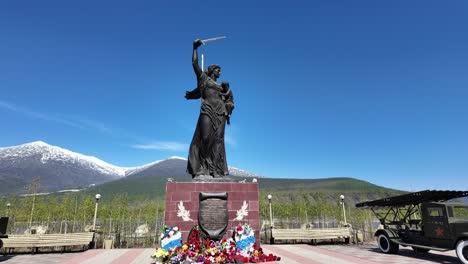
[[0, 141, 258, 194], [2, 142, 464, 206]]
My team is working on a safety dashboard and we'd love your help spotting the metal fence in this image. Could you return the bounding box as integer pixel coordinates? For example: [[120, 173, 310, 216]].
[[5, 217, 165, 249], [4, 215, 377, 248], [259, 217, 378, 244]]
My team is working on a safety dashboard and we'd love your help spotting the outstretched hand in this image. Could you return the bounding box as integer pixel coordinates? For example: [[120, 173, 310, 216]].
[[185, 91, 190, 99], [193, 39, 203, 49]]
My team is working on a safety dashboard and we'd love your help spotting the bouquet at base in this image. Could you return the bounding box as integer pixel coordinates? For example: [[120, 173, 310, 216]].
[[150, 224, 280, 263], [151, 226, 182, 263]]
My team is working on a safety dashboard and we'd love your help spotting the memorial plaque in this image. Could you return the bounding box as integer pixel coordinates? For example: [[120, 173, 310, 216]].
[[198, 192, 228, 240]]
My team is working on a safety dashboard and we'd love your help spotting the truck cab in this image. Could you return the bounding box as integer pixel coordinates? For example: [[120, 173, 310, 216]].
[[420, 202, 452, 247]]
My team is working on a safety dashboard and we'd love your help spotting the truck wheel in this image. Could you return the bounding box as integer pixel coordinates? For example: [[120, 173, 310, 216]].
[[377, 234, 399, 254], [456, 239, 468, 264]]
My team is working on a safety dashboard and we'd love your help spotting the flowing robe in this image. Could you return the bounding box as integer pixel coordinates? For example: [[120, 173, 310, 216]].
[[186, 72, 234, 178]]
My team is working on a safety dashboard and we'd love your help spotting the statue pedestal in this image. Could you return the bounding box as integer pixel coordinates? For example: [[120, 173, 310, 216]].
[[164, 182, 260, 243]]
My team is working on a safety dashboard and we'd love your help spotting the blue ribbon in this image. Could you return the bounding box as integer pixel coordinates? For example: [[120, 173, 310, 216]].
[[162, 239, 182, 251], [236, 236, 256, 250]]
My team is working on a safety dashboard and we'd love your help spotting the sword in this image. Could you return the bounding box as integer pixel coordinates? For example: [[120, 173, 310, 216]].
[[199, 36, 226, 71], [200, 36, 226, 45]]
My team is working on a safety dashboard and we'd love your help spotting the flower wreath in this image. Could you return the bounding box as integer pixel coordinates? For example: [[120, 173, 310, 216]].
[[159, 226, 182, 251], [233, 223, 256, 251]]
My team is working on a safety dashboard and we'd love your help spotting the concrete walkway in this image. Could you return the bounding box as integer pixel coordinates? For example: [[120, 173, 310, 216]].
[[263, 244, 459, 264], [0, 243, 460, 263]]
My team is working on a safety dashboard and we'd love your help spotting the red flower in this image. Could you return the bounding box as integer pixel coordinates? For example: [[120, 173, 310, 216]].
[[233, 254, 248, 263]]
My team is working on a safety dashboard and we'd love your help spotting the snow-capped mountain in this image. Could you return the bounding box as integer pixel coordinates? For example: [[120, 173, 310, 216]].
[[228, 166, 258, 178], [0, 141, 126, 176], [0, 141, 125, 193], [124, 156, 187, 177], [126, 156, 259, 178], [0, 141, 260, 194]]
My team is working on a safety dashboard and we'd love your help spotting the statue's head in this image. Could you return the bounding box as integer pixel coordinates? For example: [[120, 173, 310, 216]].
[[207, 64, 221, 78]]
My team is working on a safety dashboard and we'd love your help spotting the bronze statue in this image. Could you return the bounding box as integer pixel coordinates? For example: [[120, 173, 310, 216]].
[[185, 39, 234, 179]]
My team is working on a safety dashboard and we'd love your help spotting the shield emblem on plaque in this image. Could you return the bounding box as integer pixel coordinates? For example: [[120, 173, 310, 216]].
[[198, 192, 228, 241]]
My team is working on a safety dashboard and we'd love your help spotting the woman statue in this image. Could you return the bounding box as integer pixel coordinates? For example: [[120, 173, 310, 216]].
[[185, 39, 234, 179]]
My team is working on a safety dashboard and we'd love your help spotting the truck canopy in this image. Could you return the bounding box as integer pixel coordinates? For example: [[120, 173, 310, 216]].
[[356, 190, 468, 208]]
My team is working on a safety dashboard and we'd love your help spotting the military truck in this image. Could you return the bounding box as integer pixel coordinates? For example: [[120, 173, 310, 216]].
[[356, 190, 468, 264]]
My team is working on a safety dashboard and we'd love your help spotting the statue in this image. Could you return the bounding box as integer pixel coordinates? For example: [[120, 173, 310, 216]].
[[185, 38, 234, 179]]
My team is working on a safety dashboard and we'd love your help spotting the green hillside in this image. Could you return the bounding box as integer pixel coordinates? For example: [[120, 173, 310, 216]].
[[81, 174, 402, 205], [83, 174, 179, 201], [257, 177, 397, 192]]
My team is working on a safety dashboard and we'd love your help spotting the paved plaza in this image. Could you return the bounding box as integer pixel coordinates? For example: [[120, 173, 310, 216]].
[[0, 243, 460, 264]]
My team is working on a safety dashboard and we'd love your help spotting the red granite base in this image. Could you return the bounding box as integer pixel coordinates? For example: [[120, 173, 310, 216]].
[[164, 182, 260, 244]]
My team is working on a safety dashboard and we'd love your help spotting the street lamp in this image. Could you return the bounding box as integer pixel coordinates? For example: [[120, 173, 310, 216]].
[[91, 194, 101, 249], [6, 203, 11, 216], [340, 194, 347, 226], [93, 194, 101, 232], [267, 194, 273, 244]]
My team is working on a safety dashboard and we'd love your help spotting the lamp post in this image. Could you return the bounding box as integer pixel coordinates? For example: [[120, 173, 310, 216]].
[[340, 194, 347, 226], [6, 203, 11, 217], [93, 194, 101, 231], [268, 194, 273, 244], [92, 194, 101, 249]]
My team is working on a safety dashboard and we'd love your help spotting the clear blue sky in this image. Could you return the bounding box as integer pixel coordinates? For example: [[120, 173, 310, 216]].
[[1, 1, 467, 191]]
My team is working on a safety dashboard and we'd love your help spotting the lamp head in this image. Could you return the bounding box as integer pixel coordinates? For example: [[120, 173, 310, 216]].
[[267, 194, 272, 200], [340, 194, 345, 200], [7, 203, 11, 208], [95, 194, 101, 200]]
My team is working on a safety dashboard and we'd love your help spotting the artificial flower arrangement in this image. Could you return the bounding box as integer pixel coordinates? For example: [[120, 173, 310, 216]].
[[159, 226, 183, 251], [151, 224, 280, 263], [234, 223, 256, 252]]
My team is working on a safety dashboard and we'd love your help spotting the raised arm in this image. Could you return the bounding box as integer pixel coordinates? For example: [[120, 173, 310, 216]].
[[192, 39, 203, 78]]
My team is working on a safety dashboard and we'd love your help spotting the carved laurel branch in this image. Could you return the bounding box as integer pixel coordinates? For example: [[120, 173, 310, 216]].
[[177, 201, 194, 222], [233, 200, 249, 221]]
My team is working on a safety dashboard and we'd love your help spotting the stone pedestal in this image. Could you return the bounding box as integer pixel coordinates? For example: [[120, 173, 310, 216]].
[[164, 182, 260, 243]]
